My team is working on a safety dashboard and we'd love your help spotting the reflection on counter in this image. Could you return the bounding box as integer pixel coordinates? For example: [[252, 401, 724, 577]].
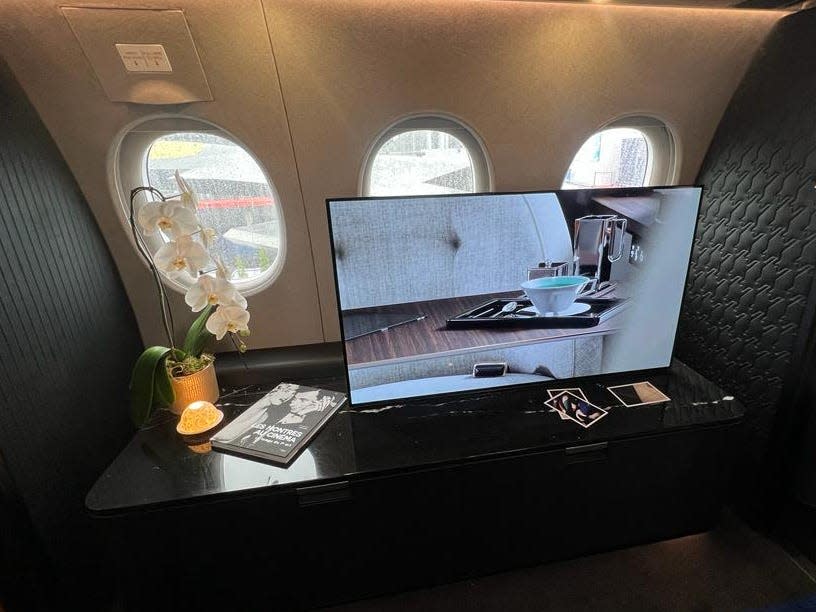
[[221, 450, 317, 490]]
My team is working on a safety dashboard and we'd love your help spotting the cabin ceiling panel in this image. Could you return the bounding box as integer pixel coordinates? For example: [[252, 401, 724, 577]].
[[264, 0, 782, 340], [0, 0, 324, 349]]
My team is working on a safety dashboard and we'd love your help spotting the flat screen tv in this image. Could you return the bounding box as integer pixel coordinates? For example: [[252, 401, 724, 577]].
[[327, 186, 702, 406]]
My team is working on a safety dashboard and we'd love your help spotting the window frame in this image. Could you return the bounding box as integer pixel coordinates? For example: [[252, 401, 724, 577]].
[[360, 114, 493, 196], [562, 115, 679, 189], [111, 116, 286, 297]]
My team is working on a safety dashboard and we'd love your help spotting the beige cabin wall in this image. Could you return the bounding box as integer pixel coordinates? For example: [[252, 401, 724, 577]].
[[0, 0, 783, 348], [0, 0, 325, 350], [265, 0, 782, 342]]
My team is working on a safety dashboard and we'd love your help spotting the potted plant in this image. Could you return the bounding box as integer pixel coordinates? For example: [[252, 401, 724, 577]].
[[128, 172, 250, 426]]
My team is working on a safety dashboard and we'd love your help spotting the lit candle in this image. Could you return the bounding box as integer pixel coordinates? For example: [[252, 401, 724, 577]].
[[177, 400, 223, 436]]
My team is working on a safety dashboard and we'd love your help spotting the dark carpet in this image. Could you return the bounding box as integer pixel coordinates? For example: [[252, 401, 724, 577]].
[[326, 513, 816, 612]]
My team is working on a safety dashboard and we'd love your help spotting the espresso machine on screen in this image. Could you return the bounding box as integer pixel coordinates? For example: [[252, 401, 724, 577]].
[[572, 215, 628, 291]]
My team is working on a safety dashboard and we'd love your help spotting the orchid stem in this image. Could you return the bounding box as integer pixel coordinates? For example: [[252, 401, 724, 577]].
[[229, 333, 250, 370], [130, 187, 177, 351]]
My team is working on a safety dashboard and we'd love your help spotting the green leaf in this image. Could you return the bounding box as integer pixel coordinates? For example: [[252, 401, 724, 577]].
[[129, 346, 171, 426], [182, 305, 214, 357], [153, 361, 175, 407]]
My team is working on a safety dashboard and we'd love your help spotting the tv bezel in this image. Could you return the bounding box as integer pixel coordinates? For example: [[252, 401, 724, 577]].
[[326, 184, 704, 408]]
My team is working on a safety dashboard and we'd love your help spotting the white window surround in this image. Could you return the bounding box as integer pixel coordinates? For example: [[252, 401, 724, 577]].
[[563, 115, 679, 189], [111, 116, 286, 298], [360, 114, 493, 196]]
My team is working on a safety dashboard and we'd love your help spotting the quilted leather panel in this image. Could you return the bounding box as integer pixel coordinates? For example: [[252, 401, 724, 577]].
[[676, 8, 816, 502]]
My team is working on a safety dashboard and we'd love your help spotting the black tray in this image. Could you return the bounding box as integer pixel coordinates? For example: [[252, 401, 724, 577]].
[[446, 297, 628, 329]]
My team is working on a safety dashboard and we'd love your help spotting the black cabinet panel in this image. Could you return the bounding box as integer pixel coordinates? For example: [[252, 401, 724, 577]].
[[103, 424, 737, 610]]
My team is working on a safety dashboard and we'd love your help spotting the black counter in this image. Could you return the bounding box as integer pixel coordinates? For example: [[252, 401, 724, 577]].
[[87, 359, 741, 516]]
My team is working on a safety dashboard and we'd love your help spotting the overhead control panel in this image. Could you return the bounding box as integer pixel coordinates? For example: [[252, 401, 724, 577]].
[[115, 44, 173, 74], [62, 7, 212, 104]]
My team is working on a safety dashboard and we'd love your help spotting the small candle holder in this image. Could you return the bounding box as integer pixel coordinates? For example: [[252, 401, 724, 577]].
[[176, 400, 224, 436]]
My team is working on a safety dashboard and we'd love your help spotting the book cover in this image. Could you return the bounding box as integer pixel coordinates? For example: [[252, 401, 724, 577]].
[[210, 383, 347, 465]]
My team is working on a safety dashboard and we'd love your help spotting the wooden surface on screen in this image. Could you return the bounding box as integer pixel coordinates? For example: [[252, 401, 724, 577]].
[[344, 291, 621, 366]]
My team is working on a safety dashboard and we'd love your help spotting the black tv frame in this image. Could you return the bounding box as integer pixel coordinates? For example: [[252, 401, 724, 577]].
[[326, 184, 704, 408]]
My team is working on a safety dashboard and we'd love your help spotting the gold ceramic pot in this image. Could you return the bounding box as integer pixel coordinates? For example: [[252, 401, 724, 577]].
[[168, 362, 220, 415]]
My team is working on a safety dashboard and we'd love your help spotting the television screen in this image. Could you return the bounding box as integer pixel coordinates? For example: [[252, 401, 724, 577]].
[[327, 186, 702, 406]]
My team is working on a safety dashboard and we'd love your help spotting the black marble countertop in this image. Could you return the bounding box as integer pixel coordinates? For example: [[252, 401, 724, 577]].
[[86, 359, 743, 516]]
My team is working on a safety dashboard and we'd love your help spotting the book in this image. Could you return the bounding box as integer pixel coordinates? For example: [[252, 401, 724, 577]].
[[210, 383, 347, 465]]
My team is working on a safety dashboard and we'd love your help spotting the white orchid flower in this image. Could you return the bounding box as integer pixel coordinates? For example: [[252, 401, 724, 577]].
[[175, 170, 199, 212], [205, 305, 250, 340], [137, 199, 199, 237], [153, 235, 209, 276], [213, 256, 231, 280], [185, 275, 247, 312], [201, 227, 217, 248]]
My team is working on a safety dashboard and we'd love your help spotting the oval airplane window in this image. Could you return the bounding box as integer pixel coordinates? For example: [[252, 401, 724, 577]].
[[563, 128, 649, 189], [562, 117, 677, 189], [116, 123, 284, 295], [363, 116, 491, 196], [145, 133, 281, 287]]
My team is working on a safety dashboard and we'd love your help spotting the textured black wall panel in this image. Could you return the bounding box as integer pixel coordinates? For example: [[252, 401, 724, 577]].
[[676, 8, 816, 515], [0, 58, 141, 575]]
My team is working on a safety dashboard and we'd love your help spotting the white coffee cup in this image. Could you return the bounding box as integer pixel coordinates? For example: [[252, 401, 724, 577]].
[[520, 276, 590, 314]]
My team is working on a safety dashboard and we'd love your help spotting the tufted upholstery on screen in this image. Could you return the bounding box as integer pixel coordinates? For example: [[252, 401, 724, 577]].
[[0, 57, 142, 597], [330, 193, 573, 310], [676, 8, 816, 515]]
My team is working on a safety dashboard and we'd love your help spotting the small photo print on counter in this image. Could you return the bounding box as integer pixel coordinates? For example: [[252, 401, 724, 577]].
[[547, 387, 588, 420], [607, 381, 670, 407], [546, 391, 608, 428], [547, 387, 588, 401]]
